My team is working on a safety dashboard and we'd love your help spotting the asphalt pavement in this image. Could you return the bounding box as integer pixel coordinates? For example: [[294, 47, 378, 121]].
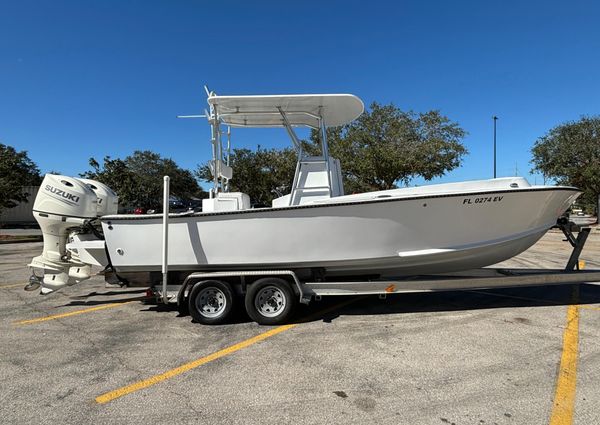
[[1, 230, 599, 424]]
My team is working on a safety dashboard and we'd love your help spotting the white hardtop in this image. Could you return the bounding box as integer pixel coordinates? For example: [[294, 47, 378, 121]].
[[207, 93, 364, 128]]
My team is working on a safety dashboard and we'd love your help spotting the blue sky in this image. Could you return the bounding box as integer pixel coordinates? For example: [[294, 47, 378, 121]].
[[1, 0, 599, 187]]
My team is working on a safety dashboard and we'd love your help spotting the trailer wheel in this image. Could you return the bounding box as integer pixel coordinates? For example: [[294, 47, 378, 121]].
[[245, 278, 297, 325], [188, 280, 234, 325]]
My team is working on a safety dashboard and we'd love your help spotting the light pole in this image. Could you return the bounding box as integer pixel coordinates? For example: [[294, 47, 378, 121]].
[[493, 116, 498, 178]]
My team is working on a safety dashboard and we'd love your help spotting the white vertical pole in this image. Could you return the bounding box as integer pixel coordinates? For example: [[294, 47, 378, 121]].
[[162, 175, 170, 304], [320, 117, 333, 197]]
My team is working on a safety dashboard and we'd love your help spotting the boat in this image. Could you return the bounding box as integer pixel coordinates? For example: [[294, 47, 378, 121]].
[[28, 90, 581, 294]]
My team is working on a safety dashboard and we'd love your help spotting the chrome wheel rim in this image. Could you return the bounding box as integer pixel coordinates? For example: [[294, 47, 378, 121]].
[[255, 286, 286, 318], [195, 287, 227, 318]]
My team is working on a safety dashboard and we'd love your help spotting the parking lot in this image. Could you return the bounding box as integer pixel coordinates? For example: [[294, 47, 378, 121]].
[[1, 229, 600, 424]]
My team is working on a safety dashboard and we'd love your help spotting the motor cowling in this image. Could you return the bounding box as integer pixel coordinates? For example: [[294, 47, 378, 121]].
[[77, 178, 119, 216], [34, 174, 99, 219]]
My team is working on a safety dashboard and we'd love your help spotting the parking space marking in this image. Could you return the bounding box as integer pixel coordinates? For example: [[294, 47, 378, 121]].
[[578, 305, 600, 312], [0, 283, 26, 289], [15, 300, 139, 325], [96, 323, 296, 404], [549, 303, 580, 425], [96, 297, 362, 404], [467, 286, 586, 424]]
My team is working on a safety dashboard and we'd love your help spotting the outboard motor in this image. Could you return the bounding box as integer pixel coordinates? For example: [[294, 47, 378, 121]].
[[77, 178, 119, 216], [28, 174, 118, 294]]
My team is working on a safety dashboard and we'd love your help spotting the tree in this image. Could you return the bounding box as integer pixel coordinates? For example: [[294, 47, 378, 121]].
[[0, 143, 42, 214], [82, 150, 205, 211], [306, 103, 468, 192], [531, 116, 600, 217], [196, 147, 297, 205]]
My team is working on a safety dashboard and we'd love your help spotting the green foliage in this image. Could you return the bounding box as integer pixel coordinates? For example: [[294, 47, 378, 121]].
[[0, 143, 42, 213], [196, 147, 297, 205], [531, 116, 600, 215], [307, 103, 468, 192], [82, 150, 205, 211]]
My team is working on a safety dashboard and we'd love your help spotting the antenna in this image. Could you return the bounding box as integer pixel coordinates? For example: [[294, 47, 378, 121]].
[[176, 107, 212, 121], [204, 85, 212, 97], [492, 116, 498, 179]]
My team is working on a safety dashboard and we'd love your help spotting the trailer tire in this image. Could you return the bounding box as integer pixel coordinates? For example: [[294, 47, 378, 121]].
[[245, 278, 297, 325], [188, 280, 234, 325]]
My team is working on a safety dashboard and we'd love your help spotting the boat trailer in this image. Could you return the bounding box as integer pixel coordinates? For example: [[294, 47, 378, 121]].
[[148, 217, 600, 325]]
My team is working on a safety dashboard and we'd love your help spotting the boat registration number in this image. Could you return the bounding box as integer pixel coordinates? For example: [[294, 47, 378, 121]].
[[462, 196, 504, 205]]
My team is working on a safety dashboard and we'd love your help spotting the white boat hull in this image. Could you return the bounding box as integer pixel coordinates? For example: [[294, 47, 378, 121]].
[[99, 179, 580, 285]]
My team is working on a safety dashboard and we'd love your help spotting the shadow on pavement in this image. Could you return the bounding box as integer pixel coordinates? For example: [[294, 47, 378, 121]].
[[70, 289, 147, 298], [140, 300, 254, 324], [56, 283, 600, 324], [293, 283, 600, 324]]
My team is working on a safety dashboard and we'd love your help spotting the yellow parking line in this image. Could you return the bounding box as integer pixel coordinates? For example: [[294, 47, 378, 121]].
[[96, 297, 362, 404], [579, 305, 600, 312], [549, 290, 580, 425], [96, 323, 296, 404], [0, 283, 26, 289], [15, 300, 138, 325]]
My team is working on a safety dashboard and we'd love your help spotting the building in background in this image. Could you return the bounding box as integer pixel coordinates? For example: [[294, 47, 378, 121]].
[[0, 186, 39, 226]]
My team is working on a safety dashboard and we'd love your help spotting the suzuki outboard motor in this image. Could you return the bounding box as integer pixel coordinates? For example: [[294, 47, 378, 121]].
[[28, 174, 118, 294], [77, 178, 118, 216]]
